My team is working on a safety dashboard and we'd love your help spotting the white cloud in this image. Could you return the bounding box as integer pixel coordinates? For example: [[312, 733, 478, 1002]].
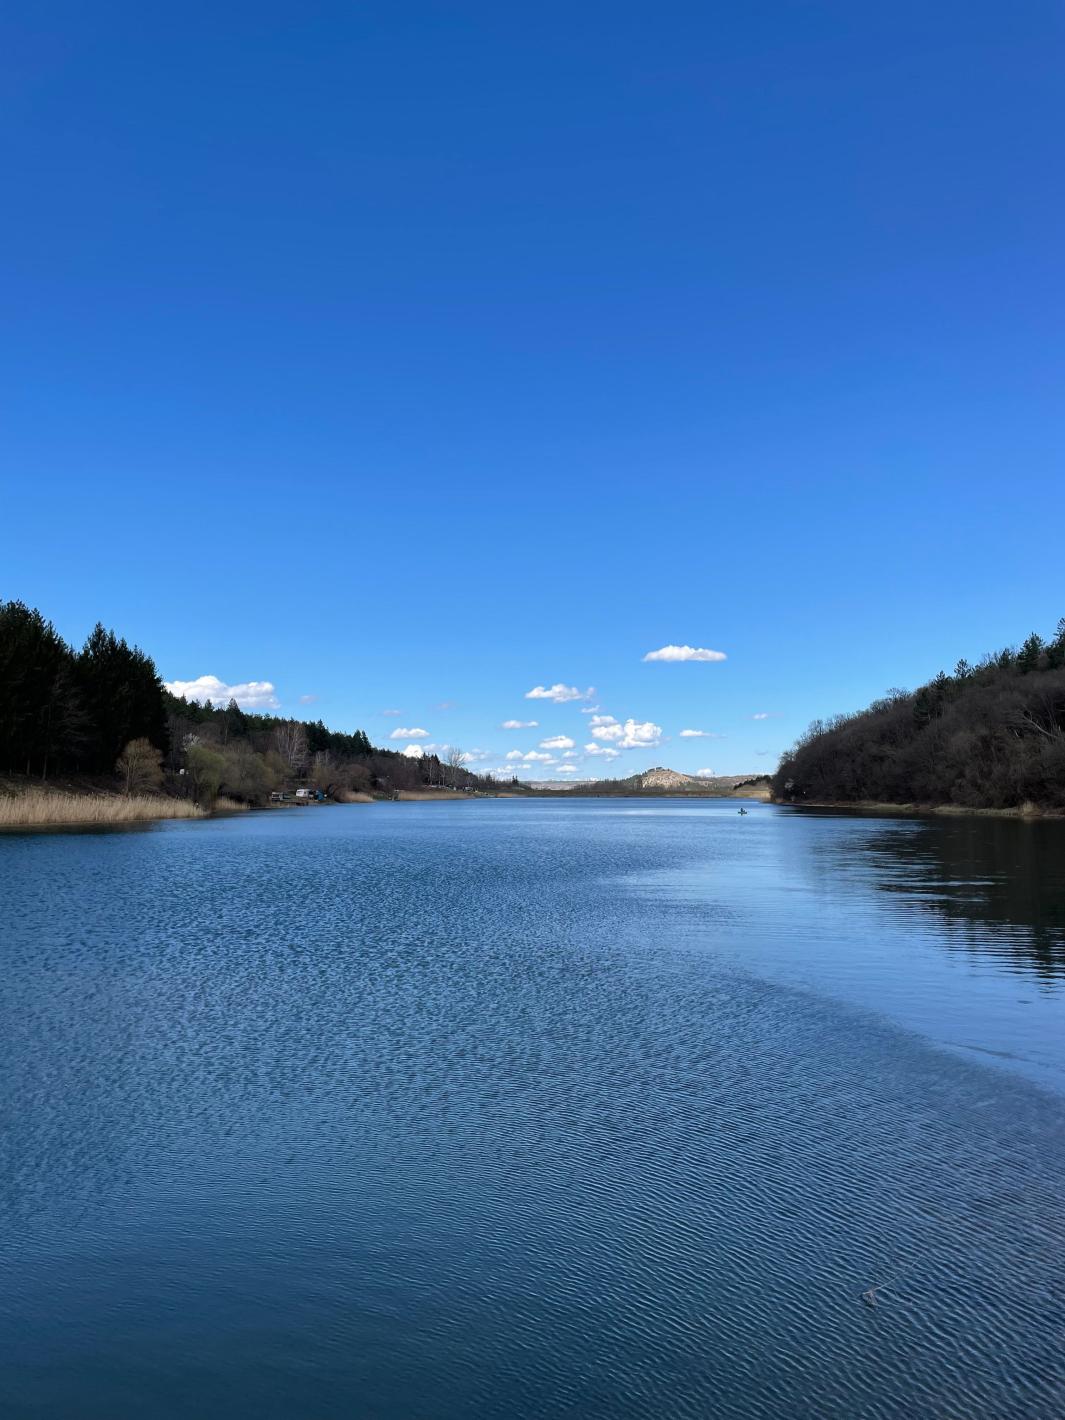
[[401, 744, 424, 759], [298, 693, 318, 705], [505, 749, 524, 761], [381, 709, 404, 716], [589, 715, 622, 741], [617, 719, 662, 749], [580, 705, 601, 714], [501, 719, 538, 729], [540, 735, 575, 750], [561, 750, 579, 760], [436, 700, 456, 711], [752, 712, 772, 720], [679, 728, 725, 739], [523, 751, 555, 763], [389, 727, 429, 740], [524, 683, 594, 703], [164, 675, 280, 711], [587, 714, 661, 749], [643, 645, 727, 663], [585, 743, 620, 759], [695, 768, 717, 778], [557, 764, 579, 773]]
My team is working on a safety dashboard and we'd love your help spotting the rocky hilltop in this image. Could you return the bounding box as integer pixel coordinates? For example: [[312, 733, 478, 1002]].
[[626, 767, 767, 793], [637, 766, 706, 790], [532, 768, 772, 797]]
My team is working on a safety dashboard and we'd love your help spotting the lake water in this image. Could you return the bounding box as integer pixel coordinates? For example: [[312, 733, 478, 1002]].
[[2, 799, 1064, 1418]]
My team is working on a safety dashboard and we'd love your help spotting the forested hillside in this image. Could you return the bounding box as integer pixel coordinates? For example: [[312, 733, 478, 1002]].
[[774, 620, 1065, 810], [0, 599, 510, 803]]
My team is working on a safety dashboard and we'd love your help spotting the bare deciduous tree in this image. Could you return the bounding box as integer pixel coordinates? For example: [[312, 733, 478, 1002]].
[[115, 737, 164, 796], [311, 749, 334, 788], [446, 746, 466, 788], [274, 720, 309, 774]]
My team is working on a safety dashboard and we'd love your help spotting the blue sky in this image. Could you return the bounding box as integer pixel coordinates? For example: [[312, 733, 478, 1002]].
[[3, 2, 1062, 777]]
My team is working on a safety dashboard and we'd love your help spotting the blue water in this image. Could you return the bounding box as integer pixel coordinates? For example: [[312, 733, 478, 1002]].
[[2, 799, 1064, 1418]]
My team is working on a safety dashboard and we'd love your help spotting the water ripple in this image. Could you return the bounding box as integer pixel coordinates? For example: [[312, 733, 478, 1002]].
[[0, 803, 1063, 1418]]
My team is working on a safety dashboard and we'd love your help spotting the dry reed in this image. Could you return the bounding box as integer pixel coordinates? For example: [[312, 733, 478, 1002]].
[[212, 796, 249, 813], [0, 791, 205, 827]]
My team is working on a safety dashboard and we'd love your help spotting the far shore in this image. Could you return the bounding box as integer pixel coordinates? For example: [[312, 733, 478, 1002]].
[[774, 798, 1065, 820], [9, 782, 1060, 831]]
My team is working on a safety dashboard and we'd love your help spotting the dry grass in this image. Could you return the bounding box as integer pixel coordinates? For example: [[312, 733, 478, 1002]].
[[0, 791, 205, 828], [212, 796, 249, 813]]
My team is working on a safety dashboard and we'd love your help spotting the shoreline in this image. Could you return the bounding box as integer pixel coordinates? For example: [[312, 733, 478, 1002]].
[[774, 798, 1065, 820], [0, 785, 514, 829]]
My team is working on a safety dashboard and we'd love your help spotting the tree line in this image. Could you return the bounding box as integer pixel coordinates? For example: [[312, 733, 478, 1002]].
[[0, 599, 517, 803], [773, 619, 1065, 810], [0, 600, 167, 778]]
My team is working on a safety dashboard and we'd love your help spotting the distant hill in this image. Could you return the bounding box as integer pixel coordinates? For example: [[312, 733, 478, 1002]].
[[544, 767, 771, 797]]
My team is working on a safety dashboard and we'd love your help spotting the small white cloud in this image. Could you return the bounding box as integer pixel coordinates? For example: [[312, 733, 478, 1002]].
[[557, 764, 579, 773], [695, 768, 717, 778], [401, 744, 424, 759], [381, 709, 404, 716], [752, 712, 779, 720], [298, 693, 318, 705], [561, 750, 579, 760], [540, 735, 575, 750], [585, 743, 620, 759], [523, 751, 555, 763], [389, 727, 429, 740], [589, 715, 623, 741], [164, 675, 280, 711], [643, 645, 727, 663], [580, 705, 601, 714], [617, 719, 662, 749], [524, 683, 594, 703], [679, 728, 725, 739], [505, 749, 524, 761], [501, 719, 538, 729], [436, 700, 456, 711]]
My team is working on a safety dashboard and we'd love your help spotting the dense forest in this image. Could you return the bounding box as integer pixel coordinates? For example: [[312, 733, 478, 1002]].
[[774, 619, 1065, 810], [0, 600, 515, 803]]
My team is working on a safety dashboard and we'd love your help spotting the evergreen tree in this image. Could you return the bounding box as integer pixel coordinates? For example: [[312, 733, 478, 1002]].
[[0, 600, 73, 774], [223, 697, 248, 742], [77, 624, 168, 772], [1017, 632, 1045, 674]]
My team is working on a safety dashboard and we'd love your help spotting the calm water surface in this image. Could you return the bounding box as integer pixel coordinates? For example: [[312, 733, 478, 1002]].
[[2, 800, 1064, 1418]]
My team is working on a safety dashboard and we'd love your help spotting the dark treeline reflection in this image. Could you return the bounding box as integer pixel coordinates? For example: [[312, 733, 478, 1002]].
[[826, 814, 1065, 982]]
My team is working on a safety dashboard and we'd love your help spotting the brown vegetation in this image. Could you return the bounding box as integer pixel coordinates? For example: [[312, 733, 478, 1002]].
[[0, 790, 205, 828]]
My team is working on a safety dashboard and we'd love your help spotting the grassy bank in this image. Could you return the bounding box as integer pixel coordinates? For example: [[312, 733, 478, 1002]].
[[0, 790, 206, 828]]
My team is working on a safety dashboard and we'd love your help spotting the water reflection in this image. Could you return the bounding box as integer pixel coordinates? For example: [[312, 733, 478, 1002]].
[[811, 812, 1065, 983]]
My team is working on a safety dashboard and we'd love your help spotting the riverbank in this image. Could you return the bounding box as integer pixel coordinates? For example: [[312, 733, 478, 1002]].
[[775, 798, 1065, 820], [0, 790, 207, 828], [0, 778, 514, 828]]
